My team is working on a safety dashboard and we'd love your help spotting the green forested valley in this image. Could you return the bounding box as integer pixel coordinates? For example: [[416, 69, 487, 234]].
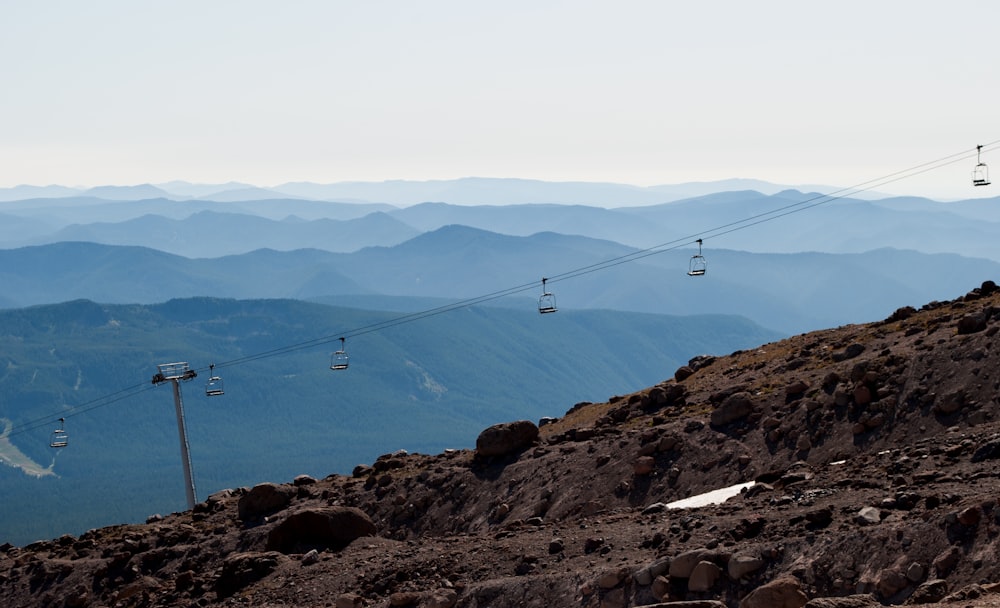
[[0, 297, 780, 545]]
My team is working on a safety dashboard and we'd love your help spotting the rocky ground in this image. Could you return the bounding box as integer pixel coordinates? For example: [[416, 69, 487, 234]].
[[4, 282, 1000, 608]]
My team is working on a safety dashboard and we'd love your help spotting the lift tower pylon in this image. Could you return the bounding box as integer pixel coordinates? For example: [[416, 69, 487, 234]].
[[152, 362, 198, 511]]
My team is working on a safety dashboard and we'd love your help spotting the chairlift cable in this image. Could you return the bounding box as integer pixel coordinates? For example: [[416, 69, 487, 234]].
[[5, 141, 997, 442]]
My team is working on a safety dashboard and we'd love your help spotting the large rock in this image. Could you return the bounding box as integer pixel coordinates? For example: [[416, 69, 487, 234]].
[[238, 483, 296, 522], [932, 546, 961, 577], [956, 312, 988, 334], [266, 507, 376, 553], [475, 420, 539, 457], [688, 561, 722, 591], [729, 553, 766, 579], [856, 506, 882, 526], [908, 579, 948, 604], [669, 549, 707, 578], [711, 392, 755, 427], [740, 576, 807, 608]]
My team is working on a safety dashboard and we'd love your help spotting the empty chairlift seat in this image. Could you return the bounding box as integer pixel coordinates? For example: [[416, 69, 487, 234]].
[[330, 337, 349, 370], [50, 418, 68, 448], [973, 144, 991, 186], [205, 364, 224, 396], [538, 278, 558, 314], [687, 239, 707, 276]]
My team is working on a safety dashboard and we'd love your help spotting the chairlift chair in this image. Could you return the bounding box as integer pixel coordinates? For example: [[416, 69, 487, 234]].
[[330, 337, 349, 371], [973, 144, 991, 186], [687, 239, 707, 276], [50, 418, 68, 448], [205, 364, 224, 396], [538, 278, 558, 314]]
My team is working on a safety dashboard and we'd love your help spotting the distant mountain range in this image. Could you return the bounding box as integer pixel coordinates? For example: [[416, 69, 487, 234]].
[[2, 188, 999, 261], [0, 177, 888, 205], [2, 229, 998, 334]]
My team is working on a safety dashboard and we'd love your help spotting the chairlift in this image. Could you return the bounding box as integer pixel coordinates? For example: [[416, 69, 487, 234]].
[[330, 337, 349, 371], [538, 278, 557, 314], [50, 418, 68, 448], [973, 144, 991, 186], [205, 364, 224, 397], [687, 239, 707, 276]]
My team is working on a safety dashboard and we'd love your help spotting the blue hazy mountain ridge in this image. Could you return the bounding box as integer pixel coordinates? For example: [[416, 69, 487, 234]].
[[5, 189, 999, 260], [0, 212, 57, 243], [83, 184, 176, 201], [0, 297, 780, 545], [251, 177, 860, 206], [0, 196, 395, 228], [1, 228, 999, 334], [27, 210, 420, 257], [193, 186, 309, 202], [0, 177, 871, 205], [620, 190, 1000, 259], [0, 184, 81, 201], [386, 202, 665, 246]]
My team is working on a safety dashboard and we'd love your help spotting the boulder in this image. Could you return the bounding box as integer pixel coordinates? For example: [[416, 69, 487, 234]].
[[266, 507, 376, 553], [710, 392, 755, 427], [932, 546, 961, 577], [597, 567, 628, 589], [933, 389, 965, 415], [728, 553, 766, 579], [856, 507, 881, 526], [476, 420, 539, 457], [971, 439, 1000, 462], [957, 506, 981, 526], [675, 365, 696, 381], [293, 474, 317, 486], [908, 579, 948, 604], [425, 588, 458, 608], [876, 568, 908, 597], [669, 549, 708, 578], [905, 562, 926, 583], [634, 456, 656, 475], [652, 383, 687, 407], [957, 312, 988, 334], [740, 576, 807, 608], [832, 343, 865, 362], [688, 561, 722, 591], [885, 306, 917, 323], [785, 380, 809, 396], [238, 483, 296, 522], [336, 593, 364, 608]]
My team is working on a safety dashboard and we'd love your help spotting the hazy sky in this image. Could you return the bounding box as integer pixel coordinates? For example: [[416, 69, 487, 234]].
[[2, 1, 997, 199]]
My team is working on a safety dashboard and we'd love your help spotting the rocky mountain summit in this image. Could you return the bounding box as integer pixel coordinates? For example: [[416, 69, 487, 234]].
[[5, 282, 1000, 608]]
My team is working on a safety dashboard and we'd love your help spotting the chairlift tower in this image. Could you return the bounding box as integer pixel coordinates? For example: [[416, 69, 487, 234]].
[[152, 362, 199, 510]]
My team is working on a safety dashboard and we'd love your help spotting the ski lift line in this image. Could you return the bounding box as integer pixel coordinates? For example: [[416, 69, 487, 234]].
[[543, 143, 1000, 287], [138, 142, 1000, 375], [4, 382, 159, 442], [7, 141, 997, 441], [208, 275, 554, 367], [5, 380, 151, 434], [206, 281, 545, 372], [551, 153, 994, 285]]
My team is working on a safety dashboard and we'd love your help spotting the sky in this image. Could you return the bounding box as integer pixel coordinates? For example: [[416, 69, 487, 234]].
[[1, 1, 997, 199]]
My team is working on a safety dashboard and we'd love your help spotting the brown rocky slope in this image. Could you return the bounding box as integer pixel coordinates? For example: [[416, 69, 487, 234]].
[[5, 282, 1000, 608]]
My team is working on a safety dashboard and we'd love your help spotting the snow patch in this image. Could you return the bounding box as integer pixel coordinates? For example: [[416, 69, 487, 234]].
[[666, 481, 756, 510]]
